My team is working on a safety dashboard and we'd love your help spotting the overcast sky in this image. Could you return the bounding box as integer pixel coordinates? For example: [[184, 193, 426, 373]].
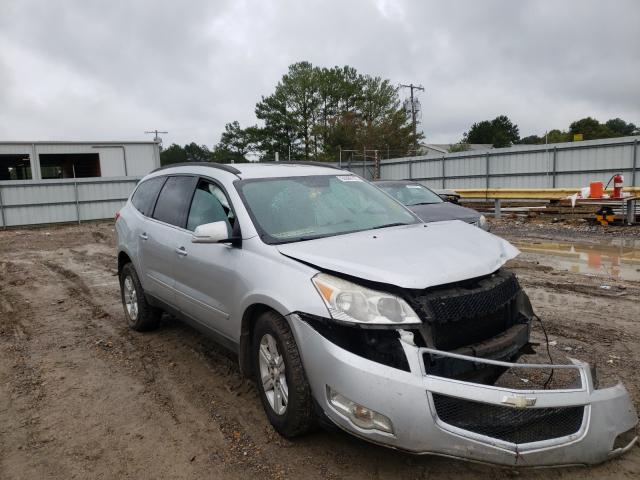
[[1, 0, 638, 148]]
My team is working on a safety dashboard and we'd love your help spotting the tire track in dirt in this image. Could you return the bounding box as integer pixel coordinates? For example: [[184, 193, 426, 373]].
[[1, 252, 242, 478], [3, 222, 639, 479], [62, 247, 347, 478], [38, 253, 300, 479], [0, 260, 52, 475], [40, 258, 183, 425]]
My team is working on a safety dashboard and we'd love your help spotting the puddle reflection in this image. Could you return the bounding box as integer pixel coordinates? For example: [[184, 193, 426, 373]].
[[511, 239, 640, 282]]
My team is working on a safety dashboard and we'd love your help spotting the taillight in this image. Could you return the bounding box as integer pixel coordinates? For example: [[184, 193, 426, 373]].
[[115, 211, 121, 222]]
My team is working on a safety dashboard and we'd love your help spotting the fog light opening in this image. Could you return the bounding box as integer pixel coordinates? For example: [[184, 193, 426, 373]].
[[613, 428, 638, 450], [327, 386, 394, 434]]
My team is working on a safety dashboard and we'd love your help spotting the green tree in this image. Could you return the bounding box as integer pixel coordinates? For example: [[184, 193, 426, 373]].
[[509, 117, 637, 147], [605, 118, 638, 137], [568, 117, 614, 140], [213, 121, 259, 162], [160, 143, 213, 165], [253, 77, 305, 160], [462, 115, 519, 148], [518, 135, 542, 145], [518, 131, 571, 144], [211, 146, 247, 163], [448, 142, 470, 152], [216, 61, 418, 161], [462, 120, 492, 144], [546, 129, 570, 143], [183, 142, 212, 162], [160, 143, 187, 166]]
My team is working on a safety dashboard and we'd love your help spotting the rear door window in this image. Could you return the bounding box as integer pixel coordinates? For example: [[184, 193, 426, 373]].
[[131, 176, 166, 217], [152, 176, 198, 228]]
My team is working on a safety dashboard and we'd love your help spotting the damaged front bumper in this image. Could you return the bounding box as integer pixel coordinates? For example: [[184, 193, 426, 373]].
[[290, 314, 638, 467]]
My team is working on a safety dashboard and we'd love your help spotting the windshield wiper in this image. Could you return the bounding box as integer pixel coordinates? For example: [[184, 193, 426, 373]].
[[275, 232, 333, 244], [371, 222, 410, 230], [407, 202, 439, 206]]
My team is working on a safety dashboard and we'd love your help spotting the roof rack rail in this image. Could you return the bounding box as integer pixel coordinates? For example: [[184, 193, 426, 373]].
[[261, 161, 344, 170], [151, 161, 241, 175]]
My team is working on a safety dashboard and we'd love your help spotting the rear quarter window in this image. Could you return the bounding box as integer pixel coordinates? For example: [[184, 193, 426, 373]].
[[131, 176, 166, 217]]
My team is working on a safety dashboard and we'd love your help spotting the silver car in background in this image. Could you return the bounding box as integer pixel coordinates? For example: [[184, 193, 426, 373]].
[[115, 162, 637, 467]]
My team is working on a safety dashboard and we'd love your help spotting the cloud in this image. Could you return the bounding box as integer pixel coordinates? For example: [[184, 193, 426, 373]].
[[0, 0, 638, 148]]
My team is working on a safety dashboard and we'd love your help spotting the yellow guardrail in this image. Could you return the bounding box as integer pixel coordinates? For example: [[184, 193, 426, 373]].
[[455, 187, 640, 200]]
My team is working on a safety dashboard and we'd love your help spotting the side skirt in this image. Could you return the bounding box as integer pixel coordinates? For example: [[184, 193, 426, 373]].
[[146, 293, 240, 355]]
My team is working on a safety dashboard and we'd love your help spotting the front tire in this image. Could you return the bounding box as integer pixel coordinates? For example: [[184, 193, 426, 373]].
[[119, 263, 161, 331], [252, 311, 315, 437]]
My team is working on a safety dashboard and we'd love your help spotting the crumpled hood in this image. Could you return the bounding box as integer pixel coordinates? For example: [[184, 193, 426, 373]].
[[277, 221, 519, 289], [408, 202, 480, 223]]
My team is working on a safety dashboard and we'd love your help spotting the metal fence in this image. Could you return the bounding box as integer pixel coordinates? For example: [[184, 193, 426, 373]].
[[344, 136, 639, 190], [0, 177, 140, 227], [2, 136, 639, 227]]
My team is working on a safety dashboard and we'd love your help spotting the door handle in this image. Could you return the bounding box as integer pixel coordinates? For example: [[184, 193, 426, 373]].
[[139, 232, 148, 240], [175, 246, 188, 257]]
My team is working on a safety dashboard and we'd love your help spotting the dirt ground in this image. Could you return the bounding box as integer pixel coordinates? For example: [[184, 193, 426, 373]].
[[1, 219, 638, 479]]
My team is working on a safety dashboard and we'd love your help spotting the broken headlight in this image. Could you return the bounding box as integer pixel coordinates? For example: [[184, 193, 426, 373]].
[[312, 273, 420, 325]]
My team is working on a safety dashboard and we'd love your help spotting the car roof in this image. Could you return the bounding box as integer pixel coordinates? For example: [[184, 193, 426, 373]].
[[150, 162, 345, 180]]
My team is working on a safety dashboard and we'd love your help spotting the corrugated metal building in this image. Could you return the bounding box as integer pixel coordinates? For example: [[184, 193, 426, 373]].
[[0, 141, 160, 227], [0, 140, 160, 181]]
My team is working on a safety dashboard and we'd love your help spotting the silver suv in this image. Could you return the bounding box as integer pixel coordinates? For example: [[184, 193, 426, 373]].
[[116, 162, 637, 467]]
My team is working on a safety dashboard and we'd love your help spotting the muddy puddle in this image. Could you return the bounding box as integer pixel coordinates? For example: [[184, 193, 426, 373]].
[[511, 238, 640, 282]]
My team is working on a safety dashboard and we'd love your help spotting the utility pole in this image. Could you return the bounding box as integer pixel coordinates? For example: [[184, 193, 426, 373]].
[[144, 130, 168, 145], [145, 130, 168, 167], [399, 83, 424, 154]]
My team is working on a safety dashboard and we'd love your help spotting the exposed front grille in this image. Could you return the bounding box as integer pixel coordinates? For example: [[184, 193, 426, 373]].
[[430, 302, 513, 350], [432, 393, 584, 444], [410, 270, 521, 324], [407, 270, 526, 353]]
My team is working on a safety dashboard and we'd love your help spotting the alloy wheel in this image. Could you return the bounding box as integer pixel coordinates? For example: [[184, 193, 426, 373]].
[[123, 275, 138, 322], [258, 333, 288, 415]]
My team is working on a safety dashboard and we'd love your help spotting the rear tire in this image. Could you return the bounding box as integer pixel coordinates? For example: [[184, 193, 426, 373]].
[[119, 263, 161, 331], [252, 310, 315, 437]]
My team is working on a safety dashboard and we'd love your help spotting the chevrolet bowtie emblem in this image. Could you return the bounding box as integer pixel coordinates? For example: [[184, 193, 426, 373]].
[[501, 394, 537, 408]]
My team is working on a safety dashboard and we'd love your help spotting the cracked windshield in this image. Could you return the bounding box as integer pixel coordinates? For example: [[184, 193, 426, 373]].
[[238, 175, 418, 243]]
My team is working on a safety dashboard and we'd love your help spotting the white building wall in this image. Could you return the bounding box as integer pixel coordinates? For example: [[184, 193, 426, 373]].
[[121, 144, 160, 176], [0, 144, 32, 155], [0, 141, 160, 181]]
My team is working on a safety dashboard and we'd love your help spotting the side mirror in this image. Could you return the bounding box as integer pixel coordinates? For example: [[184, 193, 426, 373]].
[[192, 221, 231, 244]]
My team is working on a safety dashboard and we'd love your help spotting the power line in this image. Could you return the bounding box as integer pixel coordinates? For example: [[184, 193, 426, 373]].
[[399, 83, 425, 152]]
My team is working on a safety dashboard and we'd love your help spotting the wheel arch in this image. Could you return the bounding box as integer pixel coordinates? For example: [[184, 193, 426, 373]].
[[117, 250, 132, 274], [239, 300, 290, 378]]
